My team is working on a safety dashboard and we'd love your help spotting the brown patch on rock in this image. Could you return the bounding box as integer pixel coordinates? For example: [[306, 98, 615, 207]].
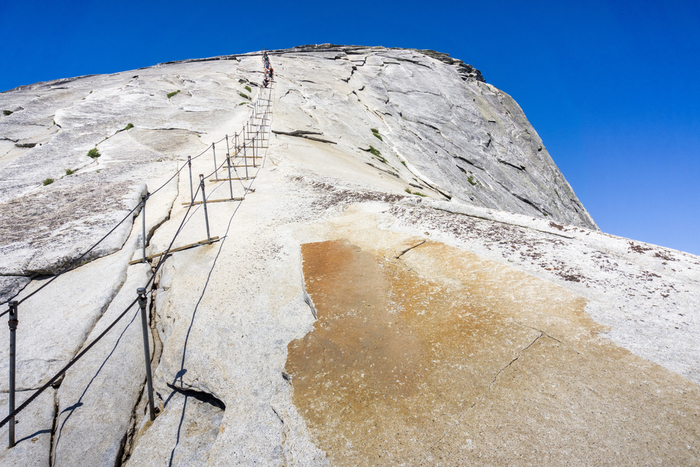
[[286, 239, 700, 465]]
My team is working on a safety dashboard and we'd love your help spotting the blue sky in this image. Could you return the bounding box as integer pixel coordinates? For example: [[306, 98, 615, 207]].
[[2, 0, 698, 255]]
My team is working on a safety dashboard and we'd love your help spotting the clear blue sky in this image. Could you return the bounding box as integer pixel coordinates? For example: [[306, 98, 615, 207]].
[[2, 0, 699, 255]]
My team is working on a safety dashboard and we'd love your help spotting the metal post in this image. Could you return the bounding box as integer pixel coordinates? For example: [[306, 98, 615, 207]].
[[8, 301, 18, 448], [227, 155, 233, 200], [252, 137, 257, 168], [212, 143, 218, 181], [141, 194, 147, 263], [188, 156, 194, 204], [137, 289, 156, 422], [243, 142, 249, 180], [199, 174, 211, 240], [225, 134, 230, 159]]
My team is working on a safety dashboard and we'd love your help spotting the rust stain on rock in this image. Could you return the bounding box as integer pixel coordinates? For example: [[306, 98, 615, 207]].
[[286, 239, 700, 465]]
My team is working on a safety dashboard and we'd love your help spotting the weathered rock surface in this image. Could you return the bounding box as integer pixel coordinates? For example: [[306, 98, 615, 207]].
[[270, 45, 595, 229], [0, 46, 698, 466], [0, 389, 55, 466], [0, 58, 252, 277], [288, 227, 700, 465], [0, 276, 29, 305], [52, 262, 151, 467], [0, 247, 130, 392], [125, 391, 224, 466]]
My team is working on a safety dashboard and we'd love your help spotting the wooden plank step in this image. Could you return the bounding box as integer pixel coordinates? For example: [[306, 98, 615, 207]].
[[223, 156, 264, 160], [209, 177, 254, 182], [181, 196, 246, 206], [129, 237, 220, 265]]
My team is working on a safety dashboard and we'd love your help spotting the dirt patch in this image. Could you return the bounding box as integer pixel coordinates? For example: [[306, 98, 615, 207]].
[[287, 239, 700, 465]]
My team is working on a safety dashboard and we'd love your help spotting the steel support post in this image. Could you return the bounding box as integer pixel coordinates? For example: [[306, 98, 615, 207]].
[[227, 155, 233, 200], [243, 142, 249, 180], [141, 194, 147, 263], [212, 143, 218, 181], [188, 156, 194, 203], [137, 289, 156, 421], [199, 174, 211, 240], [252, 137, 257, 168], [8, 301, 18, 448]]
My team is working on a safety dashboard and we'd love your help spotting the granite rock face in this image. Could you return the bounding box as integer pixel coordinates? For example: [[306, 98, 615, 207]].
[[269, 45, 595, 229], [0, 46, 698, 466], [0, 58, 249, 276]]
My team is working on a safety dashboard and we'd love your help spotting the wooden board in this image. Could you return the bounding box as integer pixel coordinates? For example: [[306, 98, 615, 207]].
[[181, 197, 245, 206], [128, 237, 220, 265]]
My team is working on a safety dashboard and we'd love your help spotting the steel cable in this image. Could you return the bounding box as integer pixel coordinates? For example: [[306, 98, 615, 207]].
[[0, 184, 205, 428], [144, 183, 203, 289], [0, 297, 139, 430], [1, 56, 275, 428], [12, 202, 142, 307]]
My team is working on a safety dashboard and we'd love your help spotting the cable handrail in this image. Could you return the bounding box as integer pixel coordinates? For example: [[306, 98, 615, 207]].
[[1, 84, 272, 312], [1, 53, 275, 439]]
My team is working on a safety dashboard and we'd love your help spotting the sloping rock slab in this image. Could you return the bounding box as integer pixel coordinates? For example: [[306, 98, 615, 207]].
[[287, 238, 700, 465], [52, 262, 151, 467], [0, 389, 55, 467], [0, 249, 130, 392], [0, 180, 143, 275], [125, 391, 223, 466]]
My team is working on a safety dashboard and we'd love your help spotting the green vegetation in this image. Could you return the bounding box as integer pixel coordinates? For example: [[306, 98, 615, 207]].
[[167, 90, 181, 99], [43, 178, 54, 186], [371, 128, 383, 141], [65, 168, 76, 175], [239, 102, 247, 106], [3, 110, 12, 116], [124, 123, 134, 131], [87, 148, 101, 159], [239, 92, 250, 100], [405, 187, 426, 197], [368, 145, 387, 163], [401, 161, 407, 167], [245, 85, 252, 93], [467, 175, 477, 186]]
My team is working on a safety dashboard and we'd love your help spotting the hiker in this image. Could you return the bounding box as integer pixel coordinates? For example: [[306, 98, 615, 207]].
[[269, 67, 274, 79]]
